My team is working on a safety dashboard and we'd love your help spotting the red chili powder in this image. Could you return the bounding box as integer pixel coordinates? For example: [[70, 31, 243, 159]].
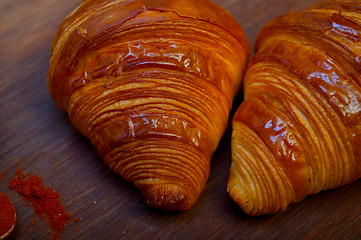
[[0, 191, 16, 238], [9, 169, 72, 240]]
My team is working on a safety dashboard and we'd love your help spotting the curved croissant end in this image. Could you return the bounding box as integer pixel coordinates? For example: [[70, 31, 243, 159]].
[[228, 0, 361, 216], [48, 0, 250, 210]]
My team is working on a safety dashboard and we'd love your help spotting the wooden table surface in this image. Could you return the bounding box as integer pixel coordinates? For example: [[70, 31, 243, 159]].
[[1, 0, 361, 239]]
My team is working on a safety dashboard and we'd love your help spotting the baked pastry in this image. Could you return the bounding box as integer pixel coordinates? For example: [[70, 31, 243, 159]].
[[48, 0, 250, 210], [228, 0, 361, 216]]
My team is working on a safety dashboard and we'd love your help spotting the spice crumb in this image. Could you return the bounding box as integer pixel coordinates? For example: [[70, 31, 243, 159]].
[[9, 168, 73, 240], [0, 191, 16, 239]]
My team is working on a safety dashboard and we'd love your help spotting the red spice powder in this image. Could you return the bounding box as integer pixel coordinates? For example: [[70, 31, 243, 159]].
[[9, 169, 72, 240], [0, 191, 16, 238]]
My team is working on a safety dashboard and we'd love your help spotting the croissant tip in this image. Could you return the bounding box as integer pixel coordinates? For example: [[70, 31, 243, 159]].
[[140, 183, 196, 211]]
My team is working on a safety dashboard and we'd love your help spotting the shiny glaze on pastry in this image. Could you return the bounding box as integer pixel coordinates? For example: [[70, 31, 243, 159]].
[[48, 0, 250, 210], [228, 0, 361, 216]]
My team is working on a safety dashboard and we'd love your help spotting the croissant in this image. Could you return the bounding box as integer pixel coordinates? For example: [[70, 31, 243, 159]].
[[228, 0, 361, 216], [48, 0, 249, 210]]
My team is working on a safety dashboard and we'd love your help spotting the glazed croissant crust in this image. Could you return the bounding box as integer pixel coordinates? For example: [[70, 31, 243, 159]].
[[48, 0, 249, 210], [228, 0, 361, 216]]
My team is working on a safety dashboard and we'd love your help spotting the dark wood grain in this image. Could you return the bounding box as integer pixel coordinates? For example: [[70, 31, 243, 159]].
[[1, 0, 360, 239]]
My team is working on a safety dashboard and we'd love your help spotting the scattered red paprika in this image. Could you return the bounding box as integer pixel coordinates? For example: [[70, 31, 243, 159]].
[[9, 169, 72, 240], [0, 191, 16, 239]]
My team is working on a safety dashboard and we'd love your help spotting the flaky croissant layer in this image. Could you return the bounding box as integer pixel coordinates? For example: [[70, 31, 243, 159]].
[[48, 0, 249, 210], [228, 0, 361, 216]]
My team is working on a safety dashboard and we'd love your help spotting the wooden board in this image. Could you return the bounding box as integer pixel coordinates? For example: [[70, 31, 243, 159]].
[[1, 0, 361, 239]]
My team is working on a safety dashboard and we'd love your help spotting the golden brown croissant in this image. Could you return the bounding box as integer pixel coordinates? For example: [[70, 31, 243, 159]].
[[48, 0, 249, 210], [228, 0, 361, 216]]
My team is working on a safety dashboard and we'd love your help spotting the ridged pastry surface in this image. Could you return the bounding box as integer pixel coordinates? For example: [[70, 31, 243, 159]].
[[228, 0, 361, 216], [48, 0, 250, 210]]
